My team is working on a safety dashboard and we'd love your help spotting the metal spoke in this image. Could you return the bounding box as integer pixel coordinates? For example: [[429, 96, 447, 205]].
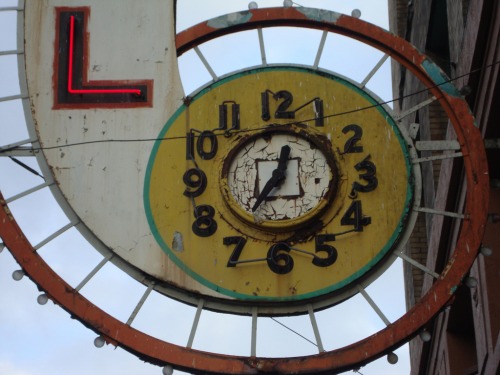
[[360, 54, 389, 88], [0, 50, 23, 56], [413, 152, 463, 164], [126, 283, 154, 326], [5, 181, 52, 204], [0, 94, 25, 103], [357, 285, 390, 326], [415, 206, 466, 219], [396, 251, 440, 279], [194, 46, 218, 81], [307, 305, 324, 353], [75, 253, 113, 292], [313, 30, 328, 69], [33, 221, 78, 251], [251, 307, 258, 357], [0, 7, 22, 11], [394, 96, 437, 121], [187, 299, 204, 348], [0, 139, 35, 153], [257, 28, 267, 66], [415, 140, 461, 151], [0, 147, 35, 157]]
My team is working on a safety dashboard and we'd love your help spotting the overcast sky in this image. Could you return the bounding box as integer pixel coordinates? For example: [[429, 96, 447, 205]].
[[0, 1, 411, 375]]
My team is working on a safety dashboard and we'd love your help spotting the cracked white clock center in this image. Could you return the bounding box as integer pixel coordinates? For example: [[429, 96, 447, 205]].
[[227, 133, 332, 221]]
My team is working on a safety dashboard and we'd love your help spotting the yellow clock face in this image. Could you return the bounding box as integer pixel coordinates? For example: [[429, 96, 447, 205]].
[[144, 66, 413, 305]]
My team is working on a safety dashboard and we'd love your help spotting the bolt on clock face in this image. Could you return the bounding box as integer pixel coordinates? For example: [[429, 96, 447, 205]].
[[144, 66, 414, 308]]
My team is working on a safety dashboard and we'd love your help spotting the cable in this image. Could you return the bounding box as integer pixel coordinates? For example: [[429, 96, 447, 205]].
[[4, 59, 499, 153], [270, 317, 319, 348]]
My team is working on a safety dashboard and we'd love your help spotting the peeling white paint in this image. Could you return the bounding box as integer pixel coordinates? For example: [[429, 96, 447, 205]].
[[228, 134, 332, 221], [297, 8, 341, 24], [172, 231, 184, 252]]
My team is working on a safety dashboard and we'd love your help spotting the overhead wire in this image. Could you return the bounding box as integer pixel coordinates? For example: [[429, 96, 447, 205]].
[[2, 59, 498, 153]]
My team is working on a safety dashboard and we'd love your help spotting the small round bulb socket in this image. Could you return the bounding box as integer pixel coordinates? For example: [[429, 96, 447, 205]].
[[351, 9, 362, 18], [94, 336, 105, 348], [465, 276, 478, 288], [37, 293, 49, 305], [12, 270, 24, 281], [420, 330, 432, 342], [163, 365, 174, 375], [387, 352, 398, 364], [480, 246, 493, 256]]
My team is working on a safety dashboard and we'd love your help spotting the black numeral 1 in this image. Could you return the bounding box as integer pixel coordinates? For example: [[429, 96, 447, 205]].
[[314, 99, 324, 127], [216, 102, 240, 131]]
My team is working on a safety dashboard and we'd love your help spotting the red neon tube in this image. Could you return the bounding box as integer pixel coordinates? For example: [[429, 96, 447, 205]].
[[68, 16, 142, 96]]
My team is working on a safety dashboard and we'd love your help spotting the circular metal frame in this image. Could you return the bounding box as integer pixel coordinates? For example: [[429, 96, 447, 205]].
[[1, 7, 488, 374]]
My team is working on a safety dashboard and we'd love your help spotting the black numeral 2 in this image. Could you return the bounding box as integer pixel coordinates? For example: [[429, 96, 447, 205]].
[[342, 124, 363, 153]]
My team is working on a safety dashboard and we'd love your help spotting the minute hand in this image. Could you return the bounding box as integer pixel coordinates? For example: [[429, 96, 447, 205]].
[[252, 145, 291, 212]]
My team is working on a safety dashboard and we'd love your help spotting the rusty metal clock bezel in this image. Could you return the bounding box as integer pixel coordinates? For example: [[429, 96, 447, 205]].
[[220, 124, 339, 233]]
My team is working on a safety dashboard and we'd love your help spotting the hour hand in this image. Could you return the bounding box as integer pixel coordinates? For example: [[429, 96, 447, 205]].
[[252, 145, 291, 212]]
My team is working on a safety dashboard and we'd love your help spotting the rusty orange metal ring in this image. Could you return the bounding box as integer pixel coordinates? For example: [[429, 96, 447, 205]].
[[1, 7, 489, 374]]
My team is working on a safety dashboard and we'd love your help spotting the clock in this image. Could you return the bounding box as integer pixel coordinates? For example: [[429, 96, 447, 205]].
[[1, 3, 488, 374], [144, 66, 414, 308]]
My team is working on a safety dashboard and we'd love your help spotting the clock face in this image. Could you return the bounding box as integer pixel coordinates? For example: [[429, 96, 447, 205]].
[[223, 129, 338, 229], [144, 66, 414, 307]]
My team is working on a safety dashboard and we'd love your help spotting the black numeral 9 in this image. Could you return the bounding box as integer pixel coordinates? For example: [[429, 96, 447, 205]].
[[183, 168, 207, 197]]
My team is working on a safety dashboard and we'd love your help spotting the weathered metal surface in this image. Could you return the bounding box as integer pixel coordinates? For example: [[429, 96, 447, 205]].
[[1, 6, 489, 375], [144, 66, 413, 307], [22, 0, 222, 299]]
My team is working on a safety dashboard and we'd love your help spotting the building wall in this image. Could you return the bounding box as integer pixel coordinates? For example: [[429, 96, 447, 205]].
[[389, 0, 500, 374]]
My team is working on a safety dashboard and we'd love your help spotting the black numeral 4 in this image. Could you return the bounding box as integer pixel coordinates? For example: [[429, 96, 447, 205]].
[[341, 200, 371, 231]]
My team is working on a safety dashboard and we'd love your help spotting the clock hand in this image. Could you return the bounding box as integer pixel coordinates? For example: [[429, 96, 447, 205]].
[[252, 145, 291, 212], [276, 145, 291, 172]]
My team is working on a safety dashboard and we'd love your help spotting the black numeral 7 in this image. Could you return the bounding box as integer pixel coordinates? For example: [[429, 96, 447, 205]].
[[223, 236, 247, 267]]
